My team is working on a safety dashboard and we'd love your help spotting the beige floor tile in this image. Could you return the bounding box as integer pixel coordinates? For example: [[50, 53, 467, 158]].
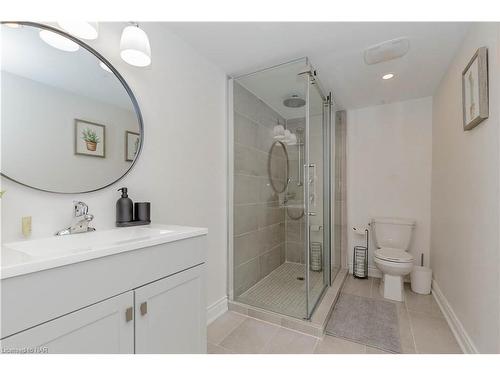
[[409, 311, 462, 354], [404, 285, 442, 317], [401, 345, 416, 354], [369, 277, 384, 299], [219, 317, 280, 354], [365, 346, 391, 354], [342, 276, 373, 298], [263, 328, 318, 354], [314, 335, 366, 354], [207, 343, 235, 354], [397, 307, 417, 354], [207, 311, 246, 345]]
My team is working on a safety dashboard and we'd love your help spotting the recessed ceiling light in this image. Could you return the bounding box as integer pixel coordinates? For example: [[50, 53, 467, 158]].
[[39, 30, 79, 52], [58, 22, 98, 40], [382, 73, 395, 80], [99, 61, 112, 72]]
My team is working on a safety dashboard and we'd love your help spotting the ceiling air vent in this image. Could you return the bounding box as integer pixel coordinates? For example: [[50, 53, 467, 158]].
[[364, 37, 410, 65]]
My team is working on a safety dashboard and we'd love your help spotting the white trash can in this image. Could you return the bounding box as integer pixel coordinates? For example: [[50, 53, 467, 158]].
[[410, 266, 432, 294]]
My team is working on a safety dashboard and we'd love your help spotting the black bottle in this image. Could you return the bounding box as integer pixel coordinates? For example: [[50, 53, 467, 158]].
[[116, 187, 133, 224]]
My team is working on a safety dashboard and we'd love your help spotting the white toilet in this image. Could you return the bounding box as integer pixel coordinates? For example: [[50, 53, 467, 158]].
[[372, 217, 415, 302]]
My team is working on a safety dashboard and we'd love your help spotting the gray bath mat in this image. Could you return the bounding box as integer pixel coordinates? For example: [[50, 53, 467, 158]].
[[326, 293, 402, 353]]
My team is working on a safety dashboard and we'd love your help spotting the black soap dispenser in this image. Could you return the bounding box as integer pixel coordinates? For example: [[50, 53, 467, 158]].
[[116, 187, 133, 225]]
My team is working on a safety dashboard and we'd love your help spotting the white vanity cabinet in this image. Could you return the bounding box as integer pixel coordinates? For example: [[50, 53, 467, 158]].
[[1, 225, 208, 354], [1, 291, 135, 354], [135, 265, 205, 354]]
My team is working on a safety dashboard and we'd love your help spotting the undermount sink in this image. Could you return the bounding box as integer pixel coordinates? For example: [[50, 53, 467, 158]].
[[1, 225, 207, 279]]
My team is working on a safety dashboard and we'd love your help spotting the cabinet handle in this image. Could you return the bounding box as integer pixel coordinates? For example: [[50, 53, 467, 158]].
[[140, 302, 148, 316], [125, 307, 133, 322]]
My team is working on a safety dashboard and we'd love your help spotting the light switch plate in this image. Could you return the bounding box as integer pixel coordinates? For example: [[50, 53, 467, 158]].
[[22, 216, 32, 238]]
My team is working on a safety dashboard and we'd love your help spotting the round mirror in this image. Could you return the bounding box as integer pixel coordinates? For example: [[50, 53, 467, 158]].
[[267, 141, 289, 194], [1, 22, 143, 193]]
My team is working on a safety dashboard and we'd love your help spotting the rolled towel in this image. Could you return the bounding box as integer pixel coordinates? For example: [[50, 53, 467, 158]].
[[286, 133, 297, 145], [273, 125, 285, 137]]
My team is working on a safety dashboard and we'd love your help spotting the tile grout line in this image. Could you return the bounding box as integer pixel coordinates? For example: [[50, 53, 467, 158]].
[[208, 343, 236, 354], [234, 221, 284, 239], [211, 313, 247, 348], [404, 290, 418, 354], [235, 304, 323, 340], [312, 335, 321, 353]]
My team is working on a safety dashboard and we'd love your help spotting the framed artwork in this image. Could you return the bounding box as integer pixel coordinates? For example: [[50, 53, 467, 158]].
[[125, 131, 140, 162], [462, 47, 489, 131], [75, 119, 105, 158]]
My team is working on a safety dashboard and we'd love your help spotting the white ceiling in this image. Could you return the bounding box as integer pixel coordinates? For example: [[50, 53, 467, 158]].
[[1, 24, 133, 110], [165, 22, 471, 109], [237, 59, 326, 120]]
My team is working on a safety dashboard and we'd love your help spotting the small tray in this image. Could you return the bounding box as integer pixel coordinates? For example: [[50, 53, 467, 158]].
[[116, 220, 151, 227]]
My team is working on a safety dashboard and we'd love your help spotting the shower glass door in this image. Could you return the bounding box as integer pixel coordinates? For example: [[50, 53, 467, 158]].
[[231, 58, 331, 321], [304, 72, 331, 318]]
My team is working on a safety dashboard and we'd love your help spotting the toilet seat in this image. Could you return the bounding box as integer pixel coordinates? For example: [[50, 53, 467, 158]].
[[374, 247, 414, 263]]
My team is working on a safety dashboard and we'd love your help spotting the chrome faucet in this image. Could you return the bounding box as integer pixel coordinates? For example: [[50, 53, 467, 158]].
[[55, 201, 96, 236]]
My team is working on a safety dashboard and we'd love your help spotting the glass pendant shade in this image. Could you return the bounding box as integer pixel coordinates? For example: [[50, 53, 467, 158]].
[[57, 21, 98, 40], [39, 30, 79, 52], [120, 25, 151, 67]]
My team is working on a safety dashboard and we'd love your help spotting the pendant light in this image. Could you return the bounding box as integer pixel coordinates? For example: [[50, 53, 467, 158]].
[[120, 22, 151, 67], [58, 21, 98, 40], [39, 30, 79, 52]]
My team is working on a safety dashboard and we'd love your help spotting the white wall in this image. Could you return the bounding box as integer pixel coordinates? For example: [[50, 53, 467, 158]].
[[2, 71, 137, 192], [346, 97, 433, 275], [0, 23, 228, 314], [431, 23, 500, 353]]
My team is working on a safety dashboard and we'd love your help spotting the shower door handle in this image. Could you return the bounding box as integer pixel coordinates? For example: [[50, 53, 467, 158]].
[[303, 163, 317, 218], [297, 142, 303, 186], [308, 163, 316, 209]]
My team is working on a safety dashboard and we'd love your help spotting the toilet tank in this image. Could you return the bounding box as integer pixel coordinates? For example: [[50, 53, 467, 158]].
[[371, 217, 415, 250]]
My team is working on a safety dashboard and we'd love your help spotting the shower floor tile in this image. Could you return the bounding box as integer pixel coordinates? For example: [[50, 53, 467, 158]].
[[236, 262, 325, 319]]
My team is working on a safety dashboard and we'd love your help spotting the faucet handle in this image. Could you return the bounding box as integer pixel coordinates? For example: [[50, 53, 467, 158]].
[[73, 201, 88, 217]]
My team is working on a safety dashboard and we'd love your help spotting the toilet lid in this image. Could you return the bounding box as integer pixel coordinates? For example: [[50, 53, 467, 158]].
[[374, 247, 414, 263]]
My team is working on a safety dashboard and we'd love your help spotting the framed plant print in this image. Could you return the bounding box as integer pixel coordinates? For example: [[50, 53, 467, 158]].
[[462, 47, 489, 131], [75, 119, 106, 158], [125, 131, 140, 162]]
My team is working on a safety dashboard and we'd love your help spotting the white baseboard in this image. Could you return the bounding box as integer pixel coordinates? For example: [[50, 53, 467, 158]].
[[207, 296, 228, 325], [432, 280, 478, 354]]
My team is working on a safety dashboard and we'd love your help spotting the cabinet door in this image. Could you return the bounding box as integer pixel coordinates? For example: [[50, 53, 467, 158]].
[[0, 291, 134, 354], [134, 265, 206, 354]]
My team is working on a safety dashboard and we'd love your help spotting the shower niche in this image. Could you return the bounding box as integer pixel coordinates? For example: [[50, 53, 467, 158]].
[[229, 58, 339, 320]]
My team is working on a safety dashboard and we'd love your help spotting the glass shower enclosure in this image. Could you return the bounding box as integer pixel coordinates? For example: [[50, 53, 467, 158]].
[[229, 58, 336, 320]]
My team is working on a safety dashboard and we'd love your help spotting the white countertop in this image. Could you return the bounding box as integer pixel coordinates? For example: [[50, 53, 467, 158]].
[[1, 224, 208, 280]]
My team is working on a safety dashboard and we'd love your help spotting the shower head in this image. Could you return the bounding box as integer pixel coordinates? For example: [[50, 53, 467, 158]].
[[283, 95, 305, 108]]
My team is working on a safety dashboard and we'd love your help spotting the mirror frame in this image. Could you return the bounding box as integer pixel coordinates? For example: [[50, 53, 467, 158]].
[[0, 21, 144, 194], [267, 140, 289, 194]]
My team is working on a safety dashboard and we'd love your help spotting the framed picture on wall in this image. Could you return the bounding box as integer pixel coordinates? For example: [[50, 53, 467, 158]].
[[462, 46, 489, 131], [75, 119, 106, 158], [125, 131, 140, 162]]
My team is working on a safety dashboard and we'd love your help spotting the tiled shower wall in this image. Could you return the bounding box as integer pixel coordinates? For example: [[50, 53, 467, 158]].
[[233, 82, 286, 297], [335, 110, 347, 271]]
